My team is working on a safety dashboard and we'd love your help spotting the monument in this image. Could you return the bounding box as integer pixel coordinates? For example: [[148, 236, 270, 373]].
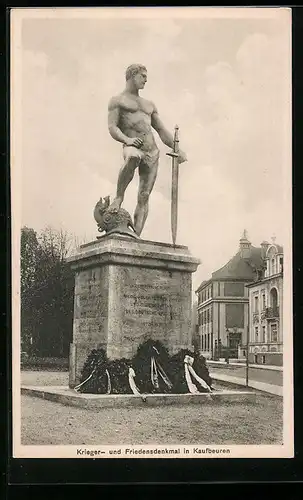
[[68, 64, 200, 388]]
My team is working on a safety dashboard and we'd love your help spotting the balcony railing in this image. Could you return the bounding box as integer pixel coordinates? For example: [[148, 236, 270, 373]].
[[248, 342, 283, 354], [264, 307, 279, 319]]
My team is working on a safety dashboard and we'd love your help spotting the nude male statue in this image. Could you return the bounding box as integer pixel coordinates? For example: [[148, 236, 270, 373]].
[[108, 64, 187, 236]]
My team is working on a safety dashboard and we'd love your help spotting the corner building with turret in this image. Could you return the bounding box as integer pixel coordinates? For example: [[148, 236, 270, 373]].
[[195, 231, 266, 361]]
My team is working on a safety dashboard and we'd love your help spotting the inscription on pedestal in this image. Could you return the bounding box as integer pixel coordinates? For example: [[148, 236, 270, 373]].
[[121, 282, 182, 342], [73, 268, 108, 346]]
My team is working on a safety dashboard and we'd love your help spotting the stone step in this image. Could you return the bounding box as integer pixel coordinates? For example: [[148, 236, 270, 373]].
[[21, 385, 256, 409]]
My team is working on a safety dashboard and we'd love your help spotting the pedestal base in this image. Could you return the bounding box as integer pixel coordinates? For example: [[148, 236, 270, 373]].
[[67, 235, 200, 387]]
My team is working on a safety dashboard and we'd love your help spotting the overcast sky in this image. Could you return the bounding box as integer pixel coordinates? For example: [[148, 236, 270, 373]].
[[16, 8, 291, 290]]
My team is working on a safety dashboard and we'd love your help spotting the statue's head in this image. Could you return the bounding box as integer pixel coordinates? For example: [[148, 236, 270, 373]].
[[125, 64, 147, 90]]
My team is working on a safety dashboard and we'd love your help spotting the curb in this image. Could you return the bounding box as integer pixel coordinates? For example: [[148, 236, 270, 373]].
[[21, 385, 257, 409]]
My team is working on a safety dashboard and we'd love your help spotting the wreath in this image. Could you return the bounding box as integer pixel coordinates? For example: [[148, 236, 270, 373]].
[[77, 340, 211, 395]]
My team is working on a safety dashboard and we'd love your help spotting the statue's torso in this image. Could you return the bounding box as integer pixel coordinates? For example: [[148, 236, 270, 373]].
[[117, 94, 158, 153]]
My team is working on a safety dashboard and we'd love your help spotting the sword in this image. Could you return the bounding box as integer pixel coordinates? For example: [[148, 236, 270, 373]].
[[166, 125, 180, 246]]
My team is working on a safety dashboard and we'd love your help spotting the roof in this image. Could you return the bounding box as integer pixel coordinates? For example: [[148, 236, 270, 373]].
[[211, 246, 264, 281], [195, 279, 212, 293], [267, 244, 283, 254]]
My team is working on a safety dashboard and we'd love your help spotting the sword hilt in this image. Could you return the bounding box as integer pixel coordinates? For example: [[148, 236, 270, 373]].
[[166, 124, 180, 158]]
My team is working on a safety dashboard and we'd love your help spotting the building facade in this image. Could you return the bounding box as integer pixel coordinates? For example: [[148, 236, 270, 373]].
[[196, 231, 265, 360], [246, 242, 283, 366]]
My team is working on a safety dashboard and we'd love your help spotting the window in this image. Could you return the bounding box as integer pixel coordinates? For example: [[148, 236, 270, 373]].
[[270, 288, 278, 309], [226, 303, 244, 328], [270, 324, 278, 342], [262, 355, 266, 364], [262, 293, 266, 310], [262, 326, 266, 343], [272, 258, 276, 275], [207, 334, 210, 351], [224, 282, 244, 297], [254, 295, 259, 313], [255, 326, 259, 340]]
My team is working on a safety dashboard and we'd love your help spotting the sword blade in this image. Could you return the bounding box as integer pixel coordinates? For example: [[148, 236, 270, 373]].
[[171, 158, 179, 245], [171, 125, 179, 245]]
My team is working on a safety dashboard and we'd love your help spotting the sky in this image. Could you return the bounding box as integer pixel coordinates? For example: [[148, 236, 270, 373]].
[[16, 8, 291, 291]]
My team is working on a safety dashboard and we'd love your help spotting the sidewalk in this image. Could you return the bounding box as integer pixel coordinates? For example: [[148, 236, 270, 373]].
[[207, 360, 283, 372], [210, 371, 283, 397]]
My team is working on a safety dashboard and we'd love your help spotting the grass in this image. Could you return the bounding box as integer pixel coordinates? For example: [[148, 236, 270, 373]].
[[20, 371, 283, 446]]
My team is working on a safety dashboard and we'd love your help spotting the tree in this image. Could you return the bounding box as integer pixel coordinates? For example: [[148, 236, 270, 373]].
[[20, 227, 39, 353], [20, 226, 75, 358]]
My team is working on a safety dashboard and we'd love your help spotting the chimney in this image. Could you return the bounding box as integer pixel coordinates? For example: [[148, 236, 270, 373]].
[[239, 229, 251, 259], [260, 240, 270, 260]]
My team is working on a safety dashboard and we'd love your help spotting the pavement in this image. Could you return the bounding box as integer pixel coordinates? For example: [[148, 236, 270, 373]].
[[208, 360, 283, 371], [207, 361, 283, 396]]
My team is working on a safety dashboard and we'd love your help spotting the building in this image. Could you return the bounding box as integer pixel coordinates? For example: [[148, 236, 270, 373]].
[[246, 240, 283, 366], [195, 231, 265, 360]]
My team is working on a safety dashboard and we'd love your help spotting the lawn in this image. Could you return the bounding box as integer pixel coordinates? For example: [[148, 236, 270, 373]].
[[20, 371, 283, 446]]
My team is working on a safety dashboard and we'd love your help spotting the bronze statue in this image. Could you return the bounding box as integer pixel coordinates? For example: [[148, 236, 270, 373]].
[[106, 64, 187, 237]]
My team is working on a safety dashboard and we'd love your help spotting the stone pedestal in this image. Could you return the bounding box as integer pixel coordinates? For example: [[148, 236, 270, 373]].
[[68, 234, 200, 388]]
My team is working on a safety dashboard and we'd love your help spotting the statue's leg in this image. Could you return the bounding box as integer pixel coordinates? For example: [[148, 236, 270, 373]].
[[109, 146, 143, 211], [134, 153, 159, 236]]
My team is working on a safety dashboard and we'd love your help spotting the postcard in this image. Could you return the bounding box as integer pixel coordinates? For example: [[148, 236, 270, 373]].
[[11, 6, 293, 459]]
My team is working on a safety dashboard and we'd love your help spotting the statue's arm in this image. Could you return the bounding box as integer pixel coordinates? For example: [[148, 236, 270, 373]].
[[151, 105, 174, 148], [108, 97, 129, 145]]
